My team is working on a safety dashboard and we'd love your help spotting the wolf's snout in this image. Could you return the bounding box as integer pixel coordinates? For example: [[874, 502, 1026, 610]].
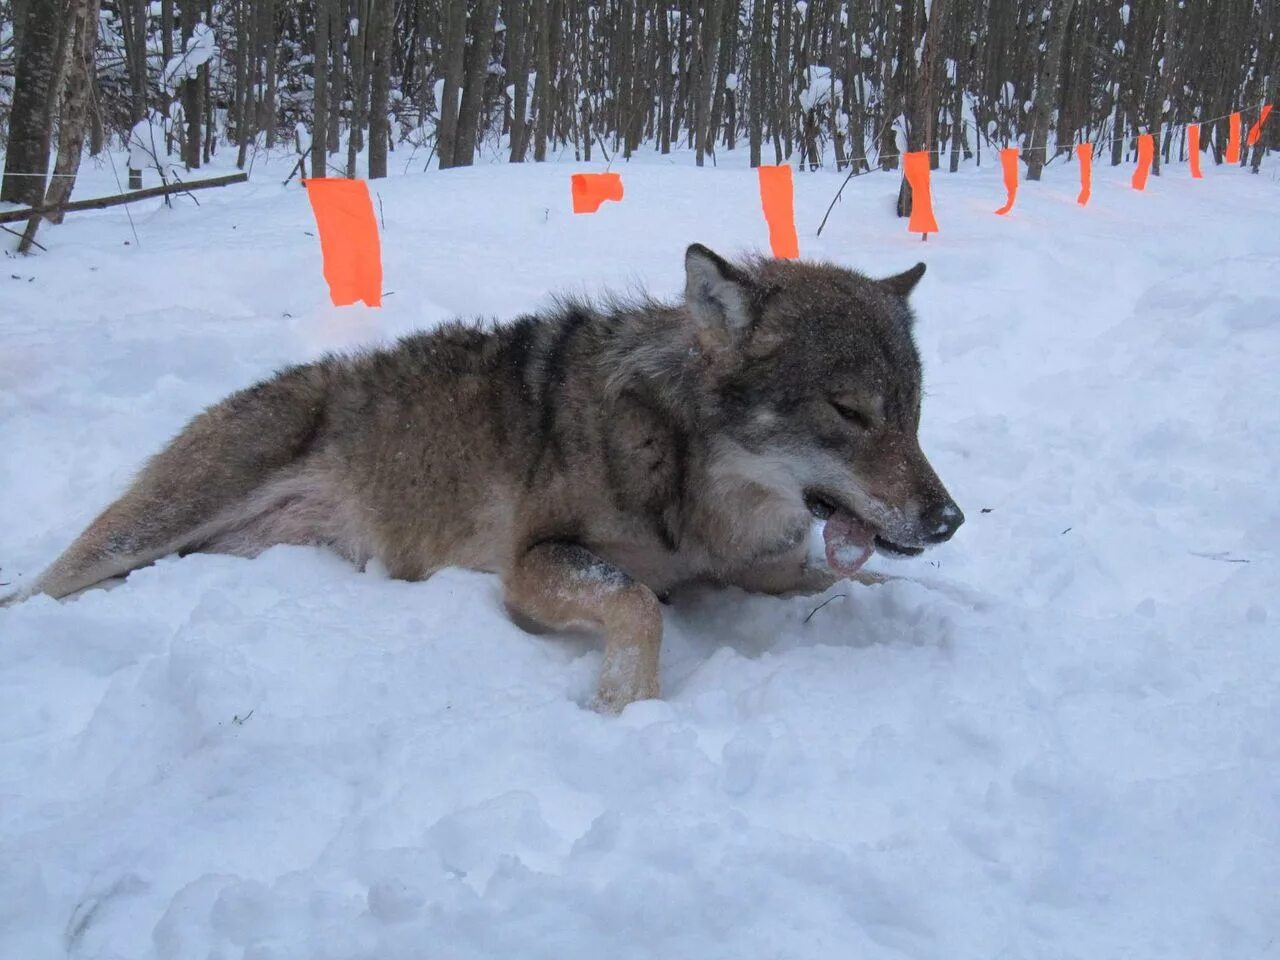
[[920, 500, 964, 543]]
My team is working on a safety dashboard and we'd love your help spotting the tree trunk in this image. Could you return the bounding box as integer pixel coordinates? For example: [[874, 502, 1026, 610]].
[[452, 0, 500, 166], [235, 0, 258, 168], [367, 0, 393, 177], [748, 0, 764, 166], [261, 0, 279, 148], [693, 0, 724, 166], [312, 0, 332, 177], [119, 0, 148, 124], [508, 0, 531, 161], [327, 1, 343, 153], [658, 0, 672, 155], [1024, 0, 1077, 180], [346, 0, 372, 177], [202, 0, 215, 164], [38, 0, 100, 227], [161, 0, 174, 149], [180, 0, 203, 169], [532, 0, 553, 161], [1, 0, 65, 207], [437, 0, 468, 168]]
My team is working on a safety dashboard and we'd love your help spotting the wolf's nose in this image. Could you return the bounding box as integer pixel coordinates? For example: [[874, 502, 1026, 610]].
[[921, 501, 964, 543]]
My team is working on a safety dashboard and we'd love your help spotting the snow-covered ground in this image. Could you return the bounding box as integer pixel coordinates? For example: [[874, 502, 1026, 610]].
[[2, 147, 1278, 959]]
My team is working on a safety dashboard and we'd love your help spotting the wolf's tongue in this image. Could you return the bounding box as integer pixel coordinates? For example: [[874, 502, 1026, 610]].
[[823, 510, 876, 576]]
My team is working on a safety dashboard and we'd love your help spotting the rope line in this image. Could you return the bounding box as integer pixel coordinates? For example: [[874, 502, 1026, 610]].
[[858, 100, 1270, 165], [0, 103, 1268, 182], [957, 101, 1267, 153]]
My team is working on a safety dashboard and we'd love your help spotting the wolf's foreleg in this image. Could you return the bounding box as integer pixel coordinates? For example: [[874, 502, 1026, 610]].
[[504, 542, 662, 713], [726, 556, 841, 596]]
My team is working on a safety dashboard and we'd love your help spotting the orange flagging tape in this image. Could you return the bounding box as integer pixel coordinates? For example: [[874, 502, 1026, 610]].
[[1226, 112, 1242, 163], [1247, 104, 1272, 146], [994, 147, 1019, 215], [1189, 124, 1203, 179], [757, 165, 800, 258], [303, 178, 382, 308], [570, 172, 624, 213], [1132, 134, 1154, 191], [1075, 144, 1093, 206], [902, 151, 939, 236]]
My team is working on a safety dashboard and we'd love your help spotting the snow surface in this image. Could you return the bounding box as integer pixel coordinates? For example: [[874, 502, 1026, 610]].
[[2, 147, 1279, 959]]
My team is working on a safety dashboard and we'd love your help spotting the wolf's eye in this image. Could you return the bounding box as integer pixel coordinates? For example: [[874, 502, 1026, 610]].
[[830, 399, 874, 431]]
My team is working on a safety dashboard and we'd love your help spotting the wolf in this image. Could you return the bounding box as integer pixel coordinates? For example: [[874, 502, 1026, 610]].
[[9, 244, 962, 711]]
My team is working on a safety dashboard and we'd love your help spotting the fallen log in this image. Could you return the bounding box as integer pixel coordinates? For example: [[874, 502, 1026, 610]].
[[0, 171, 249, 225]]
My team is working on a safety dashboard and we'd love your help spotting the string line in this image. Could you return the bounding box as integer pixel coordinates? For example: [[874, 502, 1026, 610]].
[[0, 103, 1269, 181]]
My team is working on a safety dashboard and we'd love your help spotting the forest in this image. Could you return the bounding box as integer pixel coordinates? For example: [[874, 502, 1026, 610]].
[[0, 0, 1276, 216]]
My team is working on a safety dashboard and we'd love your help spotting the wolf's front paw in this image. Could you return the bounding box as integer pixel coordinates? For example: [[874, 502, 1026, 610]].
[[591, 654, 661, 714]]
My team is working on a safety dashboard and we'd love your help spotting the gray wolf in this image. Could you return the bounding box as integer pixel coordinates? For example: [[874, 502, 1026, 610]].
[[8, 245, 962, 711]]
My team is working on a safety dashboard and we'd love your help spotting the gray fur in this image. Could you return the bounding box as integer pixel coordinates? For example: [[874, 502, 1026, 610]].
[[15, 246, 962, 710]]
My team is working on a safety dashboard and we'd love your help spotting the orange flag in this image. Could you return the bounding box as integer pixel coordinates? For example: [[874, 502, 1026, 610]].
[[1131, 133, 1154, 190], [1247, 104, 1272, 146], [1188, 124, 1203, 179], [1075, 143, 1093, 206], [752, 165, 793, 257], [304, 178, 382, 308], [994, 147, 1019, 215], [1226, 112, 1242, 163], [571, 172, 624, 213], [902, 151, 939, 236], [757, 165, 800, 258]]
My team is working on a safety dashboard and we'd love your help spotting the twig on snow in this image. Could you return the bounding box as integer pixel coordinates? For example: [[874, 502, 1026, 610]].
[[803, 593, 848, 624], [1190, 551, 1251, 564]]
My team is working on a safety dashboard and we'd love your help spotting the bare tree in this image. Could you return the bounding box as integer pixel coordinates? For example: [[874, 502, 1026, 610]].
[[436, 0, 468, 168], [507, 0, 532, 162], [896, 0, 949, 216], [367, 0, 393, 178], [38, 0, 100, 223], [345, 0, 372, 177], [531, 0, 554, 162], [179, 0, 203, 168], [311, 0, 333, 176], [747, 0, 764, 166], [118, 0, 148, 124], [693, 0, 724, 166], [260, 0, 279, 147], [1024, 0, 1077, 180], [1, 0, 65, 207], [451, 0, 500, 166]]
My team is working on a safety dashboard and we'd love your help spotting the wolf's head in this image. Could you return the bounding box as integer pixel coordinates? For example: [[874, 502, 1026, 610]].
[[682, 243, 962, 566]]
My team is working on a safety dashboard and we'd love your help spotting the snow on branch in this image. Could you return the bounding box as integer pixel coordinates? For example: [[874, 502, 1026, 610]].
[[162, 21, 217, 92]]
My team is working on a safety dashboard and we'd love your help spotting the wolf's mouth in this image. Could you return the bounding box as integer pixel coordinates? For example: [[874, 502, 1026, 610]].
[[804, 491, 925, 571]]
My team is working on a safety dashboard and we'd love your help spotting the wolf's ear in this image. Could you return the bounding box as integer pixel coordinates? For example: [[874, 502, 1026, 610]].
[[880, 262, 926, 298], [684, 243, 753, 336]]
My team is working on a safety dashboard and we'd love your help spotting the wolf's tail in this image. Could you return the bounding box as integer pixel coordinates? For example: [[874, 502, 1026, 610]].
[[25, 362, 332, 601]]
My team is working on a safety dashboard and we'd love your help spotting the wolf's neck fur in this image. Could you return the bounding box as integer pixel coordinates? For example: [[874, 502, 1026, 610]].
[[592, 299, 716, 426], [571, 298, 804, 568]]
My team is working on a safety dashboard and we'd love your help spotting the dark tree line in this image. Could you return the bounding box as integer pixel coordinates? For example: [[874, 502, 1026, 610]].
[[1, 0, 1276, 226]]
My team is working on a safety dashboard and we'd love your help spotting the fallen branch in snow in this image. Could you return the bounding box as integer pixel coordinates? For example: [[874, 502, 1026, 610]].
[[282, 155, 307, 186], [0, 172, 248, 225], [1, 224, 47, 251]]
